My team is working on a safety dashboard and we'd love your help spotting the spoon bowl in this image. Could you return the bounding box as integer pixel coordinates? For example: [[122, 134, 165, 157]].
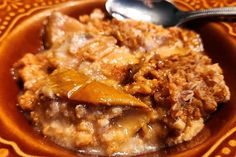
[[106, 0, 236, 27]]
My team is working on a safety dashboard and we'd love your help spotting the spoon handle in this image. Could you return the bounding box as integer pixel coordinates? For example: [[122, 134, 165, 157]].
[[180, 7, 236, 24]]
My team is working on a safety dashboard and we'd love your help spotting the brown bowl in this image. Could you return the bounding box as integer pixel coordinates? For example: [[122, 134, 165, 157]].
[[0, 0, 235, 156]]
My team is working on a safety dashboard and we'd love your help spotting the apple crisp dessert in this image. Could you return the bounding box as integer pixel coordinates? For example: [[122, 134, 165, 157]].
[[12, 9, 230, 156]]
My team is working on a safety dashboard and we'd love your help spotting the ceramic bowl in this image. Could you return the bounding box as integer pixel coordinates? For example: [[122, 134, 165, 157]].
[[0, 0, 235, 156]]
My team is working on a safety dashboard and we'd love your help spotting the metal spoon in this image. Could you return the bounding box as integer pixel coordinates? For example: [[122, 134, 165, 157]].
[[105, 0, 236, 27]]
